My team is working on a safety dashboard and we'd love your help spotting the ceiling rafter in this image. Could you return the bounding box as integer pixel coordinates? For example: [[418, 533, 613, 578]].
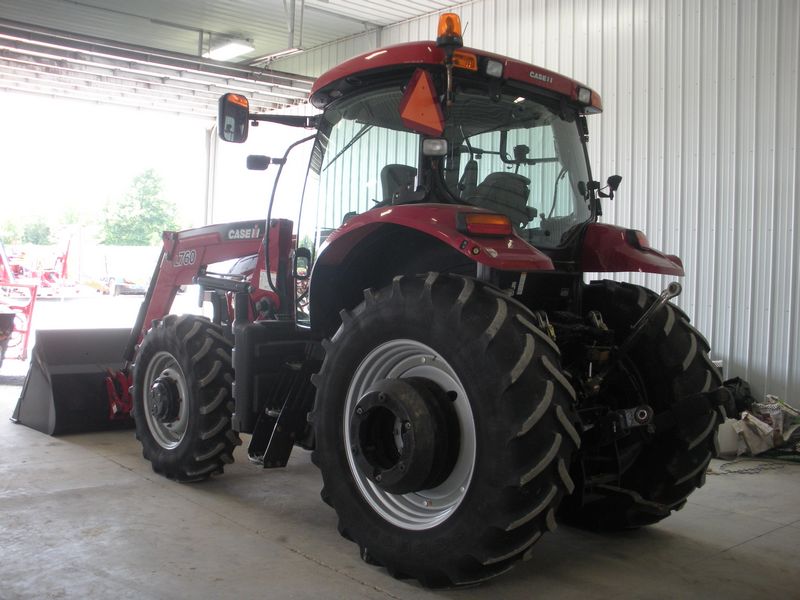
[[0, 18, 314, 118], [0, 54, 289, 111], [0, 43, 307, 101], [0, 63, 283, 114]]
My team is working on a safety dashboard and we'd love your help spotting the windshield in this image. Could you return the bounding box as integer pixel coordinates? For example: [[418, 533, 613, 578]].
[[308, 76, 593, 248]]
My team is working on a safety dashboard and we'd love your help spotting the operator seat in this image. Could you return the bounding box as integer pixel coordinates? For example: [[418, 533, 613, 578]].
[[459, 159, 478, 199], [466, 172, 537, 228], [381, 164, 417, 204]]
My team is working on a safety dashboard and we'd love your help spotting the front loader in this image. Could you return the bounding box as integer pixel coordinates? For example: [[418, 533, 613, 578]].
[[12, 219, 286, 434], [14, 13, 732, 587]]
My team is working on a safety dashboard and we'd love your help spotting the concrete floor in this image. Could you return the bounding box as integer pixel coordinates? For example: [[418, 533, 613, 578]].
[[1, 377, 799, 600]]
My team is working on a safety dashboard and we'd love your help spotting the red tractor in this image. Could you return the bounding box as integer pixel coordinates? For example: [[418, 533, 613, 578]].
[[1, 241, 37, 366], [17, 13, 728, 586]]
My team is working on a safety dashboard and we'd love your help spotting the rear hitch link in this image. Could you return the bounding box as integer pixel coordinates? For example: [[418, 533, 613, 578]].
[[618, 281, 682, 356], [593, 282, 682, 385], [590, 404, 655, 446], [585, 284, 681, 444]]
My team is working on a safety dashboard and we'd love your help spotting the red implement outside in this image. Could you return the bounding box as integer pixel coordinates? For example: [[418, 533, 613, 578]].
[[1, 241, 38, 365]]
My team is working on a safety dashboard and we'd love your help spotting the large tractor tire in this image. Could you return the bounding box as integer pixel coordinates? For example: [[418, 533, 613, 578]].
[[311, 273, 579, 587], [132, 315, 240, 482], [561, 280, 722, 529]]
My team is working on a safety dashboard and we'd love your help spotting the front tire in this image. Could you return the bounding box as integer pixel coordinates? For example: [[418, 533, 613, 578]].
[[311, 273, 579, 586], [133, 315, 240, 482]]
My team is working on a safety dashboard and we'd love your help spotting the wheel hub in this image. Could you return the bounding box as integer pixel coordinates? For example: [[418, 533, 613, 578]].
[[149, 376, 181, 423], [350, 377, 459, 495]]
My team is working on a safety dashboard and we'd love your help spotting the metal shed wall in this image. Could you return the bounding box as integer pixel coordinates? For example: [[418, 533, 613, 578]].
[[277, 0, 800, 403]]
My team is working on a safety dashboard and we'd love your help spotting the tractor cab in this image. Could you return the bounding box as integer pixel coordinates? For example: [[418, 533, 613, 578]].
[[306, 42, 600, 255]]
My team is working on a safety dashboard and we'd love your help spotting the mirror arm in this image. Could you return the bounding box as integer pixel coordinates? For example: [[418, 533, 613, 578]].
[[499, 131, 514, 164], [249, 114, 320, 128]]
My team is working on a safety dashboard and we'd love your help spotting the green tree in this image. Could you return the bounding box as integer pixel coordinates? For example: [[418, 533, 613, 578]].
[[0, 221, 22, 244], [22, 219, 52, 245], [101, 169, 178, 245]]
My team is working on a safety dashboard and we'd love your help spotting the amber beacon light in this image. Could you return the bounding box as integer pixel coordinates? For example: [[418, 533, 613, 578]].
[[436, 13, 463, 48]]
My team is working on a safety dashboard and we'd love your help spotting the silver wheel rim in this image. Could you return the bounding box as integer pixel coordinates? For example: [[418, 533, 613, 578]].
[[344, 339, 476, 531], [143, 350, 190, 450]]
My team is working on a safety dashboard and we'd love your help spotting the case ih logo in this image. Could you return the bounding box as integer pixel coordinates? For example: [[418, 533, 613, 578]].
[[529, 71, 553, 84], [228, 225, 261, 240]]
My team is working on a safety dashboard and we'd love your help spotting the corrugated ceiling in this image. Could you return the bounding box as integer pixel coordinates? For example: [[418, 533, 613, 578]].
[[0, 0, 467, 117]]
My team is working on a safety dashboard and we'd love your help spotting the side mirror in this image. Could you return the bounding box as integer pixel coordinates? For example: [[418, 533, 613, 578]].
[[593, 176, 622, 200], [294, 247, 312, 280], [246, 155, 271, 170], [218, 93, 250, 143], [607, 175, 622, 192]]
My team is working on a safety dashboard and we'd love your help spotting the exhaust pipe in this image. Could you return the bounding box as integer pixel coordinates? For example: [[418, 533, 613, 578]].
[[11, 328, 133, 435]]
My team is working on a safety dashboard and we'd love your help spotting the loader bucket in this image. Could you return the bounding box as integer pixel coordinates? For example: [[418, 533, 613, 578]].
[[12, 328, 134, 435]]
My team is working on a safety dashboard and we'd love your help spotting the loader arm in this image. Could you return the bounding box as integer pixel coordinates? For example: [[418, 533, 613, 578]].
[[125, 220, 269, 362]]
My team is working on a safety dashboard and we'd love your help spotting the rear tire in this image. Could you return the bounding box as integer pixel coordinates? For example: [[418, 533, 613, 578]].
[[311, 273, 579, 586], [133, 315, 240, 482], [560, 280, 722, 529]]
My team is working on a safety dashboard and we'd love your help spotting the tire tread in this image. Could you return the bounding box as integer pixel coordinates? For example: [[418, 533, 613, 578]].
[[311, 273, 578, 587], [133, 315, 240, 483]]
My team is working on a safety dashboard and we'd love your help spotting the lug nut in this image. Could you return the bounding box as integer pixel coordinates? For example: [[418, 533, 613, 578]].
[[355, 406, 363, 415], [403, 421, 411, 431]]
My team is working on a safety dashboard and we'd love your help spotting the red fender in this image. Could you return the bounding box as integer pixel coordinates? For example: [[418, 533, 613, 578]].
[[581, 223, 684, 276], [318, 204, 554, 272]]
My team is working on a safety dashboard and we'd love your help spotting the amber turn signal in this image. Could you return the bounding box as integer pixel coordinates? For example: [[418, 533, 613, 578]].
[[458, 213, 513, 237], [452, 50, 478, 71], [227, 93, 249, 108], [625, 229, 650, 249]]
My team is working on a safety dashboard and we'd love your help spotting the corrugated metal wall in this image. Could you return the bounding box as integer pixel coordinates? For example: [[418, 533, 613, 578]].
[[277, 0, 800, 403]]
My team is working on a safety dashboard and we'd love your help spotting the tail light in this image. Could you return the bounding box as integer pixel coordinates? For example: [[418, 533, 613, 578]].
[[452, 50, 478, 71], [458, 213, 513, 237], [625, 229, 650, 249]]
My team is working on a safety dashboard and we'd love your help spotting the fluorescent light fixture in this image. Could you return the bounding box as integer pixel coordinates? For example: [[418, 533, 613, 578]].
[[204, 38, 255, 61], [249, 47, 304, 65]]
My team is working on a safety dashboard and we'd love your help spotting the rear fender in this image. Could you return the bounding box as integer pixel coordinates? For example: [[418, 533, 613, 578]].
[[580, 223, 684, 276], [319, 204, 552, 270], [309, 204, 554, 336]]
